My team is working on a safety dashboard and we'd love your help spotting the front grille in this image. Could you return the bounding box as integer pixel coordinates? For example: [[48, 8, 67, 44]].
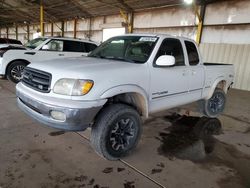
[[21, 67, 52, 93]]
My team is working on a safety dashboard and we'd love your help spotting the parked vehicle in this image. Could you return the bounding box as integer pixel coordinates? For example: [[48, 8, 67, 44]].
[[16, 34, 234, 160], [0, 38, 23, 47], [0, 37, 99, 83], [0, 38, 25, 59]]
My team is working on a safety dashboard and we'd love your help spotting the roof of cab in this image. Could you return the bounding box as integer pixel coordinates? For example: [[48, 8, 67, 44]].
[[109, 33, 196, 43]]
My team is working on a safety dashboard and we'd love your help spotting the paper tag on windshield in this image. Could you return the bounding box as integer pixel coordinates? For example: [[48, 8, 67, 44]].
[[139, 37, 157, 42]]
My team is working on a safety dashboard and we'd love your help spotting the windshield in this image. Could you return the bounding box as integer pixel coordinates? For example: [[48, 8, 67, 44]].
[[25, 38, 47, 49], [88, 36, 158, 63]]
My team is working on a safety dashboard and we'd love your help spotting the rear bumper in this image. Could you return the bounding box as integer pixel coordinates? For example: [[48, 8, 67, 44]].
[[16, 83, 106, 131]]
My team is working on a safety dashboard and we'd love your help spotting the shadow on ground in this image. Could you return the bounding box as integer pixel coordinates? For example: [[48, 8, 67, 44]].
[[156, 114, 250, 187]]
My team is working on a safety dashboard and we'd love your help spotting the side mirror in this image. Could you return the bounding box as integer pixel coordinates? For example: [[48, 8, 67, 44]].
[[41, 44, 49, 50], [156, 55, 175, 67]]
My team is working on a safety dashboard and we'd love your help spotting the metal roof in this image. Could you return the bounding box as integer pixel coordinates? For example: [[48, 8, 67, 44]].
[[0, 0, 228, 27]]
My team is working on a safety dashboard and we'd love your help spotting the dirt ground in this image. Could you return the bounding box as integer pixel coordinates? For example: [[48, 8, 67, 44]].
[[0, 79, 250, 188]]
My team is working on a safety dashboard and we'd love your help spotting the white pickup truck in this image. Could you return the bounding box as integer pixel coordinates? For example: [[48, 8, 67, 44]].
[[0, 37, 98, 83], [16, 34, 234, 160]]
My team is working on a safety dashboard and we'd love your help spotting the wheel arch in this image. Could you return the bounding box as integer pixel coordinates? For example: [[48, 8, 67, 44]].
[[5, 59, 30, 74], [205, 78, 227, 100], [100, 85, 149, 118]]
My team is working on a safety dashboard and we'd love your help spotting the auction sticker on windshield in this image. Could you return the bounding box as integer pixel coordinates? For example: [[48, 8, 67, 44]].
[[139, 37, 157, 42]]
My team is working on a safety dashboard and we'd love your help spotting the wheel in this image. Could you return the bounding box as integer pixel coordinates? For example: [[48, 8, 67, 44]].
[[6, 61, 27, 83], [90, 104, 142, 160], [193, 117, 222, 138], [199, 88, 226, 118]]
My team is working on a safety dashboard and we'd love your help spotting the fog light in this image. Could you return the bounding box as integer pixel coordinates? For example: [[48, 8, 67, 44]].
[[50, 111, 66, 121]]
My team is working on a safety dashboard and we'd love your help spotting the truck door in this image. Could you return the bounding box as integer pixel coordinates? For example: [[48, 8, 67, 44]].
[[184, 41, 204, 100], [149, 38, 189, 113]]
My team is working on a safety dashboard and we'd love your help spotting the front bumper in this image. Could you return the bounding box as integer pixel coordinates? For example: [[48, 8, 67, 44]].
[[16, 84, 105, 131]]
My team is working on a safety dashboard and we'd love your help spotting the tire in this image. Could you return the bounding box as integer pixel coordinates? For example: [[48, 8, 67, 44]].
[[90, 103, 142, 160], [6, 61, 27, 83], [199, 88, 226, 118]]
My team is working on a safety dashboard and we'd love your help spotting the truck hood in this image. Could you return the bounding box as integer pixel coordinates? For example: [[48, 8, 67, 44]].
[[29, 56, 145, 79]]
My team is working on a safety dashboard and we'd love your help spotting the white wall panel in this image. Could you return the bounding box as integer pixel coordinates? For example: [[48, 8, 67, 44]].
[[134, 7, 196, 28], [77, 19, 90, 31], [202, 25, 250, 44], [205, 0, 250, 25], [91, 17, 104, 30], [134, 27, 197, 40], [199, 43, 250, 91], [105, 15, 123, 23]]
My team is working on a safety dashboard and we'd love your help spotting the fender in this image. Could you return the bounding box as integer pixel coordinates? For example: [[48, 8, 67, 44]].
[[205, 76, 227, 100], [1, 49, 31, 75], [100, 84, 149, 117]]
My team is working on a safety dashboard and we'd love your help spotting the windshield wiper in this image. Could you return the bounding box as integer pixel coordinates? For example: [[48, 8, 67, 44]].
[[88, 55, 142, 64], [104, 56, 141, 63]]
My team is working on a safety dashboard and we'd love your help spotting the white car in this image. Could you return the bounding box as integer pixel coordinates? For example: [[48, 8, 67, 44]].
[[0, 37, 99, 83], [16, 34, 234, 160]]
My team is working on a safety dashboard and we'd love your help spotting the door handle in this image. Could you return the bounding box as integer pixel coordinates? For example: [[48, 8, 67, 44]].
[[192, 70, 196, 75], [58, 54, 64, 56]]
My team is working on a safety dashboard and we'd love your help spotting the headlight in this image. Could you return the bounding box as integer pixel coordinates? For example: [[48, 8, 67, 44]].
[[53, 79, 94, 96]]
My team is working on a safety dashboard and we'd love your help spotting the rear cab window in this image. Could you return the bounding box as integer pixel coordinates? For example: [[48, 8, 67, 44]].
[[185, 41, 200, 66]]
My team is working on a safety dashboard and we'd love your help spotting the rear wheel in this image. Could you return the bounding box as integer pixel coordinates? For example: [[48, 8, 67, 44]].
[[90, 104, 142, 160], [200, 88, 226, 118], [6, 61, 27, 83]]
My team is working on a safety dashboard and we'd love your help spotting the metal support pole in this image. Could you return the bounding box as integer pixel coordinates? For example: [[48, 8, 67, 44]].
[[128, 12, 134, 33], [51, 22, 53, 36], [15, 25, 18, 40], [6, 27, 9, 38], [194, 3, 206, 44], [27, 25, 30, 41], [40, 0, 44, 36], [120, 10, 133, 33], [73, 18, 77, 39], [88, 18, 91, 40], [61, 21, 64, 37]]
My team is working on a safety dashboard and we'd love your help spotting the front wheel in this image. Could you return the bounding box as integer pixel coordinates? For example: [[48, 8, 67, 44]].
[[6, 61, 27, 83], [200, 88, 226, 118], [90, 104, 142, 160]]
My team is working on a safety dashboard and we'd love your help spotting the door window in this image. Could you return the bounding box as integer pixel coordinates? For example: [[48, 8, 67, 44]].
[[185, 41, 199, 65], [155, 38, 185, 66], [45, 40, 63, 51]]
